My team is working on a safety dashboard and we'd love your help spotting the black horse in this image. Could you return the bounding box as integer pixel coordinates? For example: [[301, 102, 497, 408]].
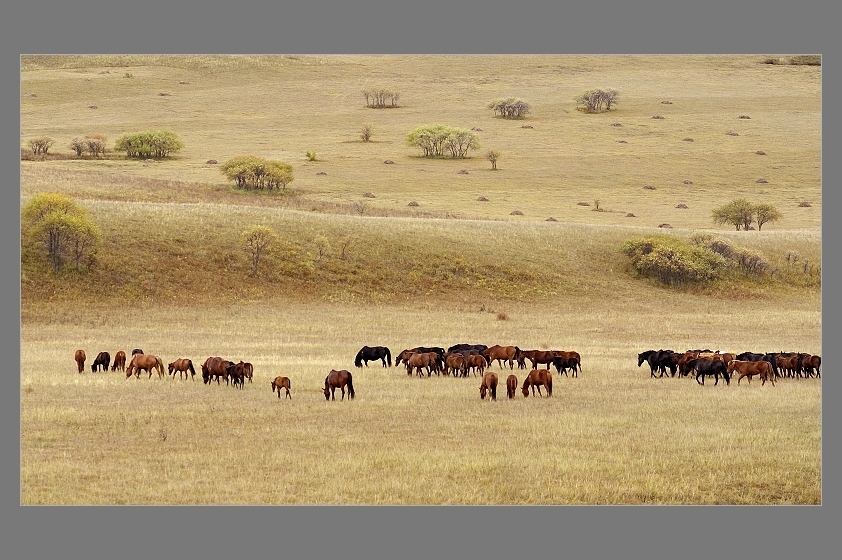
[[448, 343, 488, 355], [132, 348, 144, 356], [689, 358, 730, 386], [354, 346, 392, 368], [91, 351, 111, 372]]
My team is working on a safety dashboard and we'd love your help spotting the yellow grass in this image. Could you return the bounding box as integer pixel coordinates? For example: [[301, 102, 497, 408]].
[[20, 55, 821, 504]]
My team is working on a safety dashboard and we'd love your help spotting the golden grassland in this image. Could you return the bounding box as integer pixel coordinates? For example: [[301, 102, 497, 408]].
[[20, 55, 821, 504]]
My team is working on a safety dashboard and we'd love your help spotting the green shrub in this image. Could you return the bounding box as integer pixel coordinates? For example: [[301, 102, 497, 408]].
[[114, 130, 184, 159], [621, 236, 726, 287]]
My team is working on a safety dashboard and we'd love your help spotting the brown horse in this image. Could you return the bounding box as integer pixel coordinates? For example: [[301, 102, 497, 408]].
[[801, 354, 821, 378], [464, 353, 487, 377], [520, 350, 556, 371], [126, 354, 166, 379], [227, 362, 246, 389], [522, 369, 553, 397], [405, 352, 438, 377], [74, 349, 86, 373], [202, 357, 235, 385], [727, 360, 775, 386], [552, 351, 581, 377], [324, 369, 355, 401], [482, 345, 520, 369], [242, 362, 254, 383], [271, 376, 292, 399], [168, 358, 196, 381], [394, 349, 416, 368], [111, 350, 127, 372], [444, 352, 465, 377], [479, 372, 499, 400], [506, 374, 518, 399]]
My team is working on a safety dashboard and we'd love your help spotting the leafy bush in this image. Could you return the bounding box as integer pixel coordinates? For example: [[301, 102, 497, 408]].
[[690, 233, 770, 276], [220, 156, 294, 191], [621, 236, 726, 287], [406, 124, 480, 158], [114, 130, 184, 159]]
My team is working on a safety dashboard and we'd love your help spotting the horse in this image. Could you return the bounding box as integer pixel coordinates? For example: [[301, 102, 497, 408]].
[[482, 345, 521, 369], [242, 362, 254, 383], [522, 369, 552, 397], [802, 354, 821, 378], [506, 374, 517, 399], [201, 357, 235, 385], [132, 348, 144, 356], [689, 358, 730, 386], [444, 352, 466, 377], [520, 350, 557, 371], [727, 360, 774, 386], [271, 376, 292, 399], [552, 351, 582, 378], [168, 358, 196, 381], [355, 346, 392, 368], [464, 353, 487, 377], [227, 362, 246, 389], [74, 349, 86, 373], [447, 343, 488, 355], [405, 352, 439, 377], [324, 369, 355, 401], [111, 350, 126, 372], [479, 372, 499, 400], [91, 351, 111, 372], [126, 353, 166, 379]]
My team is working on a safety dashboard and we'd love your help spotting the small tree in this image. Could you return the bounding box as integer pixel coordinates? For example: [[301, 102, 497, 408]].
[[486, 149, 500, 170], [85, 134, 107, 158], [114, 130, 183, 159], [241, 225, 278, 276], [406, 125, 479, 158], [575, 89, 619, 113], [28, 136, 55, 155], [69, 137, 86, 157], [712, 198, 755, 231], [221, 156, 293, 192], [754, 203, 782, 231], [487, 98, 531, 119], [360, 123, 373, 142], [22, 193, 102, 272]]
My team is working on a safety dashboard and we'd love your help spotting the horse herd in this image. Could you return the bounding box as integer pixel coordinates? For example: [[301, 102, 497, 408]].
[[637, 349, 822, 387]]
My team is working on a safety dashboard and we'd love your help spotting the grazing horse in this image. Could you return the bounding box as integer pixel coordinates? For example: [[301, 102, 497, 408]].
[[168, 358, 196, 381], [464, 353, 487, 377], [444, 352, 466, 377], [111, 350, 127, 372], [91, 351, 111, 372], [506, 374, 518, 399], [479, 372, 499, 400], [271, 376, 292, 399], [552, 351, 582, 378], [406, 352, 439, 377], [132, 348, 144, 356], [447, 343, 488, 355], [201, 357, 235, 385], [324, 369, 355, 401], [520, 350, 556, 371], [125, 354, 166, 379], [355, 346, 392, 368], [74, 349, 86, 373], [482, 345, 520, 369], [727, 360, 774, 386], [522, 369, 553, 397], [689, 358, 730, 386]]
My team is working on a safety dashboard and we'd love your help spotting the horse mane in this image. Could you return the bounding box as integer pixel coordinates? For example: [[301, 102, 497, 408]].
[[354, 349, 364, 368]]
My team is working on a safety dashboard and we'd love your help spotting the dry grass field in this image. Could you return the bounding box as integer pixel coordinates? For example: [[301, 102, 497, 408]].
[[20, 55, 821, 504]]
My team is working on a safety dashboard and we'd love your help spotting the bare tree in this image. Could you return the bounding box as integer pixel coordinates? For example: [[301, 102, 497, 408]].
[[241, 225, 278, 276], [486, 149, 501, 170], [360, 123, 373, 142]]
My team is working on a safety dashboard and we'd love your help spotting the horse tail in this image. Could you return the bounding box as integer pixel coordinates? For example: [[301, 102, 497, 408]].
[[386, 347, 392, 367], [354, 350, 363, 368], [188, 360, 196, 377], [347, 371, 355, 399]]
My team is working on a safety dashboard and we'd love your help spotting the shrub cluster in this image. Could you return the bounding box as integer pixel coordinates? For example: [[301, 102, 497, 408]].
[[575, 89, 619, 113], [406, 125, 480, 158], [690, 233, 770, 276], [21, 193, 102, 273], [27, 136, 55, 155], [621, 236, 726, 287], [220, 156, 294, 191], [69, 134, 108, 158], [363, 88, 400, 108], [487, 98, 531, 119], [114, 130, 184, 159]]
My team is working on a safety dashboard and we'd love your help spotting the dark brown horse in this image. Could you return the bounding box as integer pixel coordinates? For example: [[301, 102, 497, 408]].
[[201, 357, 235, 385], [91, 351, 111, 372], [482, 345, 520, 369], [168, 358, 196, 381], [111, 350, 127, 372], [74, 349, 86, 373], [520, 350, 556, 371], [242, 362, 254, 383], [271, 376, 291, 399], [522, 369, 553, 397], [126, 354, 166, 379], [227, 362, 246, 389], [479, 372, 499, 400], [552, 350, 581, 377], [506, 374, 518, 399], [324, 369, 355, 401]]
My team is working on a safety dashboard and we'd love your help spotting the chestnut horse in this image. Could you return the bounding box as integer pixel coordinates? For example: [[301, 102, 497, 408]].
[[125, 353, 166, 379], [111, 350, 127, 372], [74, 349, 86, 373], [242, 362, 254, 383], [520, 350, 557, 371], [271, 376, 292, 399], [324, 369, 355, 401], [506, 374, 518, 399], [482, 345, 520, 369], [479, 371, 499, 400], [464, 353, 487, 377], [405, 352, 439, 377], [168, 358, 196, 380], [522, 369, 553, 397], [201, 357, 235, 385], [727, 360, 775, 386], [444, 352, 465, 377]]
